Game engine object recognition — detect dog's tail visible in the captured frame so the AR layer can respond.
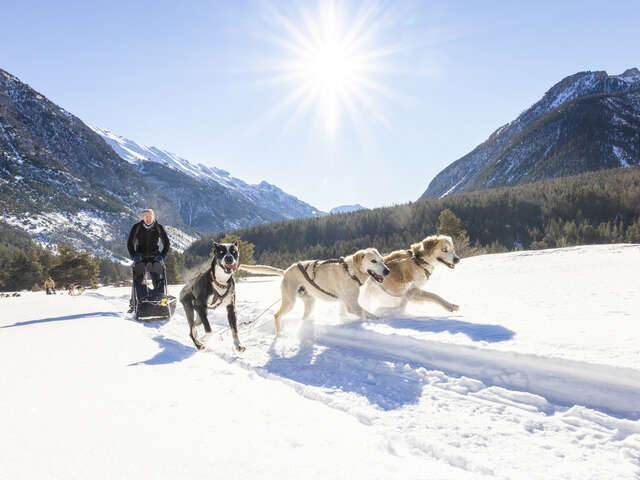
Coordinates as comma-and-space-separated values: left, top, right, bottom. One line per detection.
238, 265, 284, 276
238, 264, 285, 276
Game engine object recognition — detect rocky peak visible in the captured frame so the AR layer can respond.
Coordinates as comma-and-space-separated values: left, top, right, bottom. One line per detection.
420, 68, 640, 199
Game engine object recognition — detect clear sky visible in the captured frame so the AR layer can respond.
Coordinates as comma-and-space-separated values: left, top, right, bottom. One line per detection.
2, 0, 638, 211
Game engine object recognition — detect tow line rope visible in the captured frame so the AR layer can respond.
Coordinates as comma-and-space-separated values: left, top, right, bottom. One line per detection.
211, 297, 281, 340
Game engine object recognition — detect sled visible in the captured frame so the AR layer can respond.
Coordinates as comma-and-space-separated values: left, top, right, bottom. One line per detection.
135, 293, 177, 321
133, 263, 176, 322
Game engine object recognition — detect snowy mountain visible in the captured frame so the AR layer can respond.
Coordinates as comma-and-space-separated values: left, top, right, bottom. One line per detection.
329, 204, 367, 214
0, 68, 322, 258
92, 127, 324, 221
421, 68, 640, 199
2, 244, 639, 479
0, 68, 172, 257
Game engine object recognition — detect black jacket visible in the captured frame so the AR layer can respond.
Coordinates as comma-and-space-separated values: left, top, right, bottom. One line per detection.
127, 221, 170, 259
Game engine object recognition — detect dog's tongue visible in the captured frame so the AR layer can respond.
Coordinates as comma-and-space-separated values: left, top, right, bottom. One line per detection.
231, 264, 237, 272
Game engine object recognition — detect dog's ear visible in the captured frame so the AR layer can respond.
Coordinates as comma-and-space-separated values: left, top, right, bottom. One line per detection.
352, 251, 365, 268
233, 240, 238, 247
422, 237, 439, 256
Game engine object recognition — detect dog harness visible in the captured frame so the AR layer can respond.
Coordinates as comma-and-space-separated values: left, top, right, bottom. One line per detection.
296, 257, 362, 299
208, 265, 233, 309
406, 250, 433, 278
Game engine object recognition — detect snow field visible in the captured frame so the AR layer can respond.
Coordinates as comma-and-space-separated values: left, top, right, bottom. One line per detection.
1, 244, 639, 479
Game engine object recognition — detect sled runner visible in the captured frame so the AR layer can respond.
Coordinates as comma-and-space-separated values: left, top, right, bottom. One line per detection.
133, 264, 176, 321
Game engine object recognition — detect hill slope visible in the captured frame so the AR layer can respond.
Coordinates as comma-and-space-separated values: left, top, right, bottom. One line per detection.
421, 68, 640, 199
0, 68, 321, 257
0, 68, 175, 256
186, 167, 640, 267
92, 127, 323, 222
186, 167, 640, 268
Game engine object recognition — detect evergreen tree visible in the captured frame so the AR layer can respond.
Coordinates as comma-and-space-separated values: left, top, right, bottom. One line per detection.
97, 257, 129, 285
164, 251, 183, 284
436, 209, 477, 256
49, 245, 99, 288
7, 249, 43, 291
437, 209, 467, 239
625, 218, 640, 243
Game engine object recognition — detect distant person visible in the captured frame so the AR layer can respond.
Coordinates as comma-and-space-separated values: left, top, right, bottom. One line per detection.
44, 277, 56, 295
127, 209, 171, 313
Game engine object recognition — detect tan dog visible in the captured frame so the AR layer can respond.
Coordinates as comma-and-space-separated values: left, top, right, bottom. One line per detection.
361, 235, 460, 316
67, 283, 86, 296
239, 248, 390, 333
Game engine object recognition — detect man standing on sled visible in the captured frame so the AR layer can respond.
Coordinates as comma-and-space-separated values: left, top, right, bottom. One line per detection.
127, 209, 171, 313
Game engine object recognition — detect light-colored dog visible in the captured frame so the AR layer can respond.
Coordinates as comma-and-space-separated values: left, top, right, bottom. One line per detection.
67, 283, 86, 296
361, 235, 460, 316
239, 248, 390, 333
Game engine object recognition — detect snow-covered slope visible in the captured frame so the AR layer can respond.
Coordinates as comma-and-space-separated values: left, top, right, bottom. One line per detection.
329, 204, 367, 214
0, 67, 193, 258
421, 68, 640, 199
2, 244, 638, 479
92, 126, 324, 220
0, 67, 322, 259
0, 211, 197, 255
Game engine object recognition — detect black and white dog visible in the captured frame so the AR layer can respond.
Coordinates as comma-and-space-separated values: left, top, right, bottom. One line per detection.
179, 241, 245, 352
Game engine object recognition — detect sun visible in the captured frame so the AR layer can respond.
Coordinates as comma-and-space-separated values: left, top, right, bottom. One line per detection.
259, 1, 397, 137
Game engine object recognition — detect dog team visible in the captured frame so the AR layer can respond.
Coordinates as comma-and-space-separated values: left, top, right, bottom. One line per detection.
181, 235, 460, 353
127, 209, 461, 353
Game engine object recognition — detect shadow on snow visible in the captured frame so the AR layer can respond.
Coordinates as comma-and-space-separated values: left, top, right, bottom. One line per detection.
262, 319, 640, 419
382, 316, 515, 342
262, 320, 425, 411
261, 316, 514, 411
1, 311, 121, 328
129, 335, 197, 366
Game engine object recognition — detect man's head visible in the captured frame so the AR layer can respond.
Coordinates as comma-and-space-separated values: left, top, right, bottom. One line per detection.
141, 209, 155, 226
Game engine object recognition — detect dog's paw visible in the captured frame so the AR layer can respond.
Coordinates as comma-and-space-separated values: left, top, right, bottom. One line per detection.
235, 344, 246, 353
195, 343, 206, 350
448, 303, 460, 312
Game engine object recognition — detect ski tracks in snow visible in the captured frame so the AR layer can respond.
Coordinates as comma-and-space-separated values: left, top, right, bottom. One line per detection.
92, 244, 640, 480
96, 275, 640, 480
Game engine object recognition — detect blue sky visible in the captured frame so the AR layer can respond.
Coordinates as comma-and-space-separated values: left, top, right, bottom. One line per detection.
2, 0, 638, 211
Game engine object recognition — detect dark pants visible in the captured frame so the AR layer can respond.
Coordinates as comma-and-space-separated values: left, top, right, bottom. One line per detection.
130, 260, 165, 307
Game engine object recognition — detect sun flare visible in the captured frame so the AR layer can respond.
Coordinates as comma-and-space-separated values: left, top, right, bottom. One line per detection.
259, 1, 397, 137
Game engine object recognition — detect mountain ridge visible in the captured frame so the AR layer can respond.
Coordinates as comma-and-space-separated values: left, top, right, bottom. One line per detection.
329, 204, 367, 214
92, 126, 324, 222
420, 68, 640, 199
0, 68, 322, 258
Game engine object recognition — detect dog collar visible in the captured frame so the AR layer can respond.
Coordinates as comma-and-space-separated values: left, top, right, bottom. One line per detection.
340, 258, 364, 286
210, 268, 231, 290
407, 250, 433, 278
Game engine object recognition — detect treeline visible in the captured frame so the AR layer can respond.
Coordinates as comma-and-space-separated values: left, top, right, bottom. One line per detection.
186, 167, 640, 268
0, 220, 201, 291
0, 243, 131, 292
0, 238, 190, 292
